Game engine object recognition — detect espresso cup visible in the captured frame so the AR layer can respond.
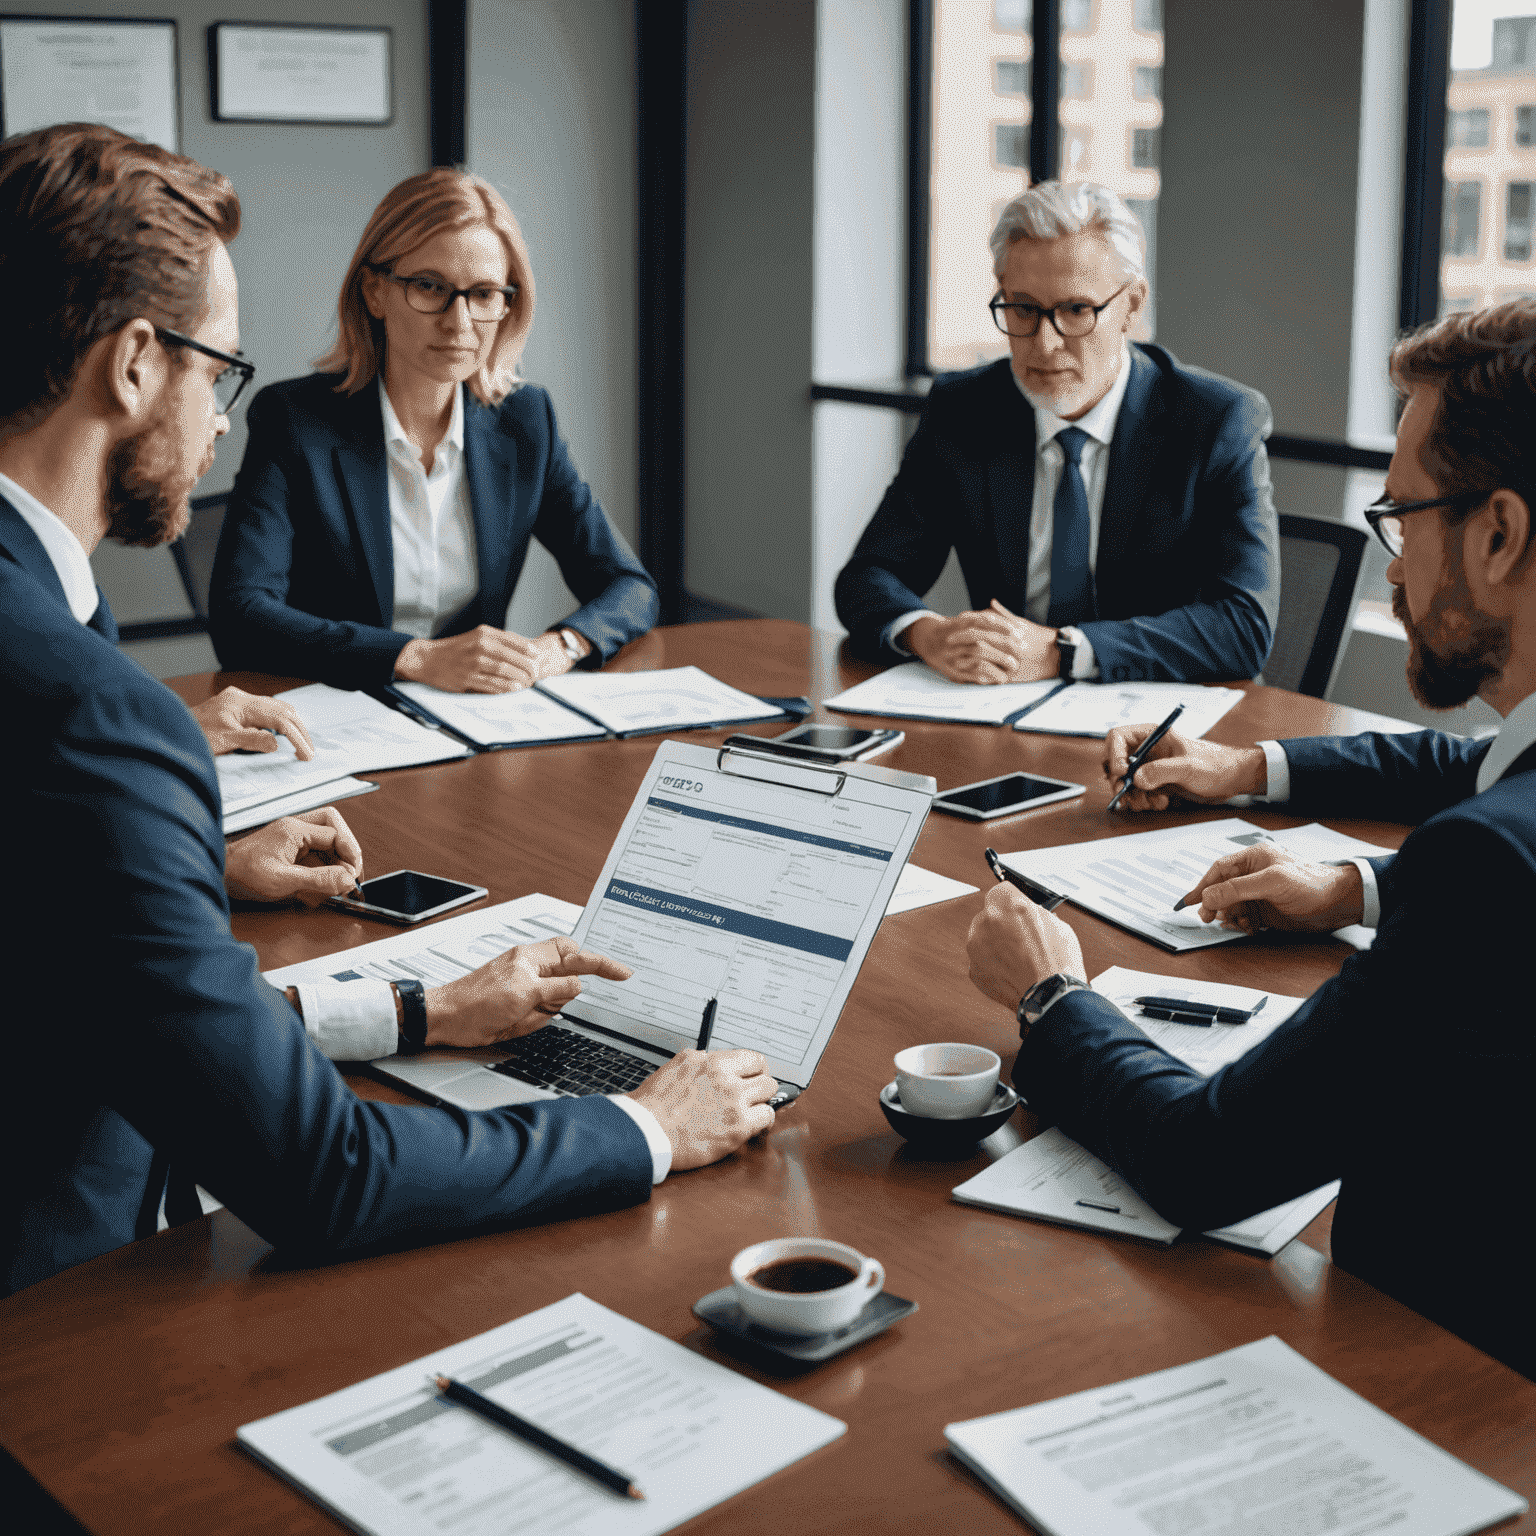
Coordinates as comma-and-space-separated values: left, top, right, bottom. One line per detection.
730, 1238, 885, 1337
893, 1042, 1001, 1119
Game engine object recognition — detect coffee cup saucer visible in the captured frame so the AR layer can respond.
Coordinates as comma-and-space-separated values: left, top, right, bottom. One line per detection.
691, 1286, 918, 1366
878, 1080, 1020, 1154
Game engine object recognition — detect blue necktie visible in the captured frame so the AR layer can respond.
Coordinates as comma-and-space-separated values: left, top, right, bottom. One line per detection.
1047, 426, 1093, 628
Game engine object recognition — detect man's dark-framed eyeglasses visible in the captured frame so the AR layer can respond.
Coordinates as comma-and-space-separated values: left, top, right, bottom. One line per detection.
154, 328, 255, 416
989, 281, 1132, 340
1362, 490, 1486, 558
365, 261, 521, 323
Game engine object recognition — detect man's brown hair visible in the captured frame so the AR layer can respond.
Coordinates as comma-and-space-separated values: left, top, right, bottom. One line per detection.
0, 122, 240, 436
1390, 299, 1536, 523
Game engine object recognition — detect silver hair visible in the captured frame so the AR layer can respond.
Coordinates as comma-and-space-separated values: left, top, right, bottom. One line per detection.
989, 181, 1145, 280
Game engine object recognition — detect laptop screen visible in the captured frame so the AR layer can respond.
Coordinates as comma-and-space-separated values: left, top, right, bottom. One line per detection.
562, 741, 935, 1087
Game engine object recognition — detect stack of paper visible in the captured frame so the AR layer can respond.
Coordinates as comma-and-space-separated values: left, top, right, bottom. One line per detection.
944, 1336, 1527, 1536
391, 679, 607, 749
824, 661, 1065, 725
239, 1293, 846, 1536
537, 666, 785, 736
220, 775, 378, 835
1012, 679, 1243, 738
215, 683, 471, 833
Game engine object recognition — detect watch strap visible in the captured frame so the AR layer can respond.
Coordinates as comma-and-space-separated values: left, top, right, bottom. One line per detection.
1018, 972, 1089, 1029
558, 628, 586, 663
1056, 628, 1078, 680
393, 978, 428, 1052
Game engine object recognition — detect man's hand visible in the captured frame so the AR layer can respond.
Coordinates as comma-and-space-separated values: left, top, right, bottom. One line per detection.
394, 626, 577, 694
626, 1049, 778, 1171
424, 938, 632, 1048
1181, 843, 1365, 934
224, 809, 363, 904
906, 601, 1059, 684
191, 685, 315, 759
966, 884, 1085, 1011
1102, 726, 1267, 812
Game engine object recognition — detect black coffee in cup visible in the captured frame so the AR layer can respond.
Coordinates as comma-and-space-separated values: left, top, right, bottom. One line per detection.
748, 1257, 858, 1293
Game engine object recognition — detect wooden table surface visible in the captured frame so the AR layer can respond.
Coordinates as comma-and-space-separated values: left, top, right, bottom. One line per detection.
3, 620, 1531, 1535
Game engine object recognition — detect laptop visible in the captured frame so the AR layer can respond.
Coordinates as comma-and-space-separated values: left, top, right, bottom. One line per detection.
370, 738, 936, 1113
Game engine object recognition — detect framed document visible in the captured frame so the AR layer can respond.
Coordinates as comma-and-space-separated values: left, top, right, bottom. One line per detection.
209, 23, 391, 126
0, 16, 178, 151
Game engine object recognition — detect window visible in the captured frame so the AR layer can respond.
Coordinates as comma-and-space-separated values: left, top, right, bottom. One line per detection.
1062, 0, 1093, 32
1518, 105, 1536, 147
1063, 126, 1091, 174
1061, 61, 1092, 99
995, 59, 1029, 95
1493, 14, 1536, 68
1133, 0, 1162, 29
1134, 64, 1161, 101
1507, 182, 1533, 262
993, 0, 1030, 31
1447, 108, 1489, 147
1443, 180, 1481, 258
1131, 126, 1160, 169
994, 123, 1029, 168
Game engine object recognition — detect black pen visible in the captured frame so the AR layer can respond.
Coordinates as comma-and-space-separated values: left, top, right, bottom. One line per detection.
316, 846, 365, 900
1076, 1199, 1122, 1214
696, 996, 717, 1051
1134, 994, 1266, 1025
983, 847, 1067, 911
433, 1375, 644, 1499
1105, 703, 1186, 813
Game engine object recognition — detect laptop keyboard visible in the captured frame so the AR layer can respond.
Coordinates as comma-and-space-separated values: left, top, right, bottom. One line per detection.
490, 1025, 658, 1096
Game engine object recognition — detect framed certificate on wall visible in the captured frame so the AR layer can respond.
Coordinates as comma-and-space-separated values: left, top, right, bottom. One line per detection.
209, 23, 391, 126
0, 16, 179, 151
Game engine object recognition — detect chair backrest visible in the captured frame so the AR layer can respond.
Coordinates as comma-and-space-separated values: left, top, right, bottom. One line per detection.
169, 492, 225, 622
1266, 515, 1370, 698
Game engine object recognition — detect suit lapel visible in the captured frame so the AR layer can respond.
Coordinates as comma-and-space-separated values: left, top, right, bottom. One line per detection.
1096, 347, 1165, 614
332, 388, 394, 627
1498, 741, 1536, 784
462, 390, 514, 621
985, 369, 1037, 611
0, 496, 76, 614
88, 588, 118, 643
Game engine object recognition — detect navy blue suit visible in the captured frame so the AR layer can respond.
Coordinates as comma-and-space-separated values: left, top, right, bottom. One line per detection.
1017, 729, 1536, 1380
1, 496, 653, 1295
834, 346, 1280, 681
209, 374, 659, 689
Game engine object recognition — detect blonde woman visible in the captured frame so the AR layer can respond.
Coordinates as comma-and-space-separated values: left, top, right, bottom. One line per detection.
210, 168, 657, 691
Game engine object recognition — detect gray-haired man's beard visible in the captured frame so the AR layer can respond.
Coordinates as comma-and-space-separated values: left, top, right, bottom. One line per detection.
103, 417, 207, 549
1391, 573, 1510, 710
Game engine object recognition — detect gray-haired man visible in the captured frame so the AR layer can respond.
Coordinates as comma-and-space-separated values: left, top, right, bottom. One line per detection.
835, 181, 1280, 686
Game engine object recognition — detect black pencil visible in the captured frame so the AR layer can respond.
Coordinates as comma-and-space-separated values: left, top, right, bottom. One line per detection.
433, 1375, 644, 1499
697, 996, 718, 1051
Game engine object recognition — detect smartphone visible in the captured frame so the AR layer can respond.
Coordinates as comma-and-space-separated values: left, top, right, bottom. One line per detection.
329, 870, 488, 925
722, 724, 905, 762
932, 772, 1085, 821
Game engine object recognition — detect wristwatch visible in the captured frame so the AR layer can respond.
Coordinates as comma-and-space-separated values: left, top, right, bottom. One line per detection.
1055, 628, 1078, 679
1018, 971, 1089, 1030
392, 979, 428, 1053
557, 628, 587, 664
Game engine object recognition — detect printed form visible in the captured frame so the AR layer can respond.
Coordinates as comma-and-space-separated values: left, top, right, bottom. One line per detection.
566, 741, 932, 1081
239, 1293, 845, 1536
944, 1335, 1526, 1536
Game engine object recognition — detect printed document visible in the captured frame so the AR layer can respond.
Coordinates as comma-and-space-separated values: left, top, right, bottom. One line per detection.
885, 862, 978, 915
393, 679, 606, 748
537, 666, 783, 735
1012, 679, 1243, 739
215, 683, 469, 818
238, 1293, 846, 1536
1000, 817, 1394, 952
943, 1335, 1526, 1536
221, 775, 378, 835
824, 660, 1064, 726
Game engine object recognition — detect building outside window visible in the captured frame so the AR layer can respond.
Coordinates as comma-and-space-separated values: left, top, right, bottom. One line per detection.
1516, 102, 1536, 143
1507, 180, 1534, 259
1448, 106, 1491, 145
1443, 180, 1482, 258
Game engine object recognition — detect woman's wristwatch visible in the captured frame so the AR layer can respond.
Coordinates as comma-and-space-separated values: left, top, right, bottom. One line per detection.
1017, 972, 1090, 1032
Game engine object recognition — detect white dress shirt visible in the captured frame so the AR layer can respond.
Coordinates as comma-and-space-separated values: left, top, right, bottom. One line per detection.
380, 381, 480, 638
10, 471, 673, 1183
887, 350, 1134, 680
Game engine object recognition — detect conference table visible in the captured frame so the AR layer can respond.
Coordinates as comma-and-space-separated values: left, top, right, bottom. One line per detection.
3, 619, 1532, 1535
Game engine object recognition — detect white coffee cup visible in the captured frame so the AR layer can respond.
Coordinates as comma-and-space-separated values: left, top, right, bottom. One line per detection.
893, 1042, 1001, 1119
730, 1238, 885, 1337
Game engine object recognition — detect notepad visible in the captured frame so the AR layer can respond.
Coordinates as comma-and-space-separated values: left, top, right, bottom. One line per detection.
536, 666, 786, 736
238, 1293, 846, 1536
823, 661, 1065, 725
943, 1336, 1527, 1536
1011, 678, 1244, 738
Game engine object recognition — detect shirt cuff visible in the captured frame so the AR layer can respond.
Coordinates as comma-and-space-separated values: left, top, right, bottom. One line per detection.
883, 609, 942, 656
295, 979, 399, 1061
1224, 739, 1290, 808
1340, 857, 1380, 929
1057, 626, 1099, 680
610, 1096, 672, 1184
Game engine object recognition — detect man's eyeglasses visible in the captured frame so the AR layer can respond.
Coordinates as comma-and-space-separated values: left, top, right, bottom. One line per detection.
989, 281, 1132, 340
155, 328, 255, 416
1362, 490, 1486, 557
366, 262, 521, 323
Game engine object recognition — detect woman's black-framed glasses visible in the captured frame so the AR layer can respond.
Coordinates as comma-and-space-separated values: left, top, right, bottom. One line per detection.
154, 328, 255, 416
989, 281, 1132, 340
366, 261, 520, 323
1362, 490, 1486, 558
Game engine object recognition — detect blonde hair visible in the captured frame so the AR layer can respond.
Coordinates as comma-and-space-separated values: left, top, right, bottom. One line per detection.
317, 167, 534, 404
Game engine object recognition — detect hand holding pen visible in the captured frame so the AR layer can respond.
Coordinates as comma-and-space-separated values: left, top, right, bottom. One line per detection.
1105, 704, 1184, 813
983, 846, 1067, 911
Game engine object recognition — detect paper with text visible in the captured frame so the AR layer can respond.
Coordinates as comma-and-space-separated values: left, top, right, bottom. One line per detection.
221, 774, 378, 835
943, 1335, 1525, 1536
1012, 679, 1244, 739
537, 666, 782, 734
885, 862, 978, 915
394, 679, 606, 747
824, 660, 1064, 726
238, 1293, 845, 1536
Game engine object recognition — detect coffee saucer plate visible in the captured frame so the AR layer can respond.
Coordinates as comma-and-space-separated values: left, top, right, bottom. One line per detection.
691, 1286, 918, 1364
878, 1080, 1020, 1151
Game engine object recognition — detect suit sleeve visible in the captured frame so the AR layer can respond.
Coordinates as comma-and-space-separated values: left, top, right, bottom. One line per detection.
834, 402, 965, 664
531, 394, 659, 663
1078, 388, 1280, 682
34, 676, 654, 1260
208, 388, 413, 689
1278, 730, 1488, 822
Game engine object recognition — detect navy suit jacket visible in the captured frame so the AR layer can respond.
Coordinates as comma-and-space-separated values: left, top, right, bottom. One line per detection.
1, 496, 653, 1295
209, 373, 659, 690
1017, 728, 1536, 1380
834, 346, 1280, 681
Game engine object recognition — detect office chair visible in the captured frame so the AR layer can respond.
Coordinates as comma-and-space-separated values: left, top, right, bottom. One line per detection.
1264, 515, 1371, 698
169, 492, 225, 624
